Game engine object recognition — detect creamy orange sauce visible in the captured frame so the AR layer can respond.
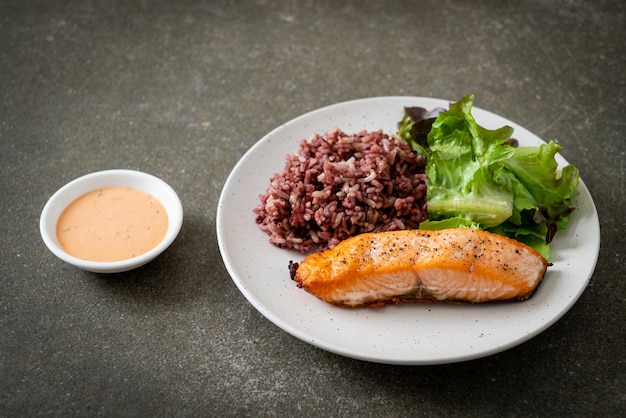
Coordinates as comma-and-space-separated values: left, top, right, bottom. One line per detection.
56, 186, 168, 262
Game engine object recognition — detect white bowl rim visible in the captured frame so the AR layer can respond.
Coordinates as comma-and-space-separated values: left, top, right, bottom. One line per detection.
39, 169, 183, 273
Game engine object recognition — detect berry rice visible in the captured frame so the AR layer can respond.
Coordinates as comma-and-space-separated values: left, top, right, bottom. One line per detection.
254, 128, 428, 253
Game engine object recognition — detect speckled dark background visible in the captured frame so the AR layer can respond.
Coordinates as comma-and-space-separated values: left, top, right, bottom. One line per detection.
2, 0, 624, 416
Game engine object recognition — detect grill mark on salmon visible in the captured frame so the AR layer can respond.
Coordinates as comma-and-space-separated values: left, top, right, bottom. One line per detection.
290, 228, 549, 307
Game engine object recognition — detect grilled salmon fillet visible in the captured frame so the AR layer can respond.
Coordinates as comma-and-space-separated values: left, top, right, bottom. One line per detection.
290, 228, 549, 307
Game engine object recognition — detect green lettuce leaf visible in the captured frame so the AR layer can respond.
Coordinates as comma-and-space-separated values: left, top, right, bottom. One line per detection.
424, 94, 516, 228
502, 141, 579, 243
398, 94, 580, 259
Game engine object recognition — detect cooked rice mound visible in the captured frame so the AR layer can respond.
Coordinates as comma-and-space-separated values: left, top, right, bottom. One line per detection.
254, 128, 428, 253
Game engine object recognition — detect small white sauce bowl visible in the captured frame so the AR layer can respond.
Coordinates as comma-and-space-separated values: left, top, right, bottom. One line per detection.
40, 169, 183, 273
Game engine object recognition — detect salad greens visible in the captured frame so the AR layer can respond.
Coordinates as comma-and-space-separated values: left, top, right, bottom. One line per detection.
397, 94, 579, 259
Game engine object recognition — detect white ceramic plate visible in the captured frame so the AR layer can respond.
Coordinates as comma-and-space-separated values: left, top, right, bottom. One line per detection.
216, 97, 600, 365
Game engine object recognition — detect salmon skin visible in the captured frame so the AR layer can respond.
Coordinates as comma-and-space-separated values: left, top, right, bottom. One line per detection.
289, 228, 549, 307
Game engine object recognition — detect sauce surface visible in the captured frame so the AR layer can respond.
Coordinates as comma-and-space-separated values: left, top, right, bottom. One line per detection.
56, 186, 169, 262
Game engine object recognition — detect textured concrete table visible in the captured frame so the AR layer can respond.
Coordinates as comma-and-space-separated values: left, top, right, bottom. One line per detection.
2, 0, 624, 416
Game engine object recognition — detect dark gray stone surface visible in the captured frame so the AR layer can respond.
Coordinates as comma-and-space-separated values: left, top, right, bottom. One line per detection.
1, 0, 624, 416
